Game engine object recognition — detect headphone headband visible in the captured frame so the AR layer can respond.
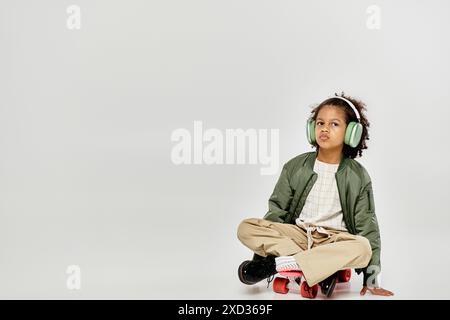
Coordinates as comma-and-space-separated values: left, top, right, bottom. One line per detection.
331, 96, 361, 122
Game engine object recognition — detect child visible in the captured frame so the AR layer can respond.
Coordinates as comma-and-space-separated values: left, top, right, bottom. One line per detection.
237, 93, 394, 297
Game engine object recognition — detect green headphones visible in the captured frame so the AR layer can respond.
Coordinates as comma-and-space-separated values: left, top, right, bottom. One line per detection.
306, 96, 363, 148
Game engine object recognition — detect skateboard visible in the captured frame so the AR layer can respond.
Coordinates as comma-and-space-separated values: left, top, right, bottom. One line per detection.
272, 269, 351, 299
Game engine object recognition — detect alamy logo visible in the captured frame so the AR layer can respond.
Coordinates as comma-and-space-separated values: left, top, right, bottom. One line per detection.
170, 121, 279, 175
366, 5, 381, 30
66, 5, 81, 30
66, 265, 81, 290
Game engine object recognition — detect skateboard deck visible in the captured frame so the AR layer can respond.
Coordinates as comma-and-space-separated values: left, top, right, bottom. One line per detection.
272, 269, 351, 299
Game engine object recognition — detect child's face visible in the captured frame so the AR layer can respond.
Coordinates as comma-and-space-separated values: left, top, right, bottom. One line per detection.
315, 105, 347, 150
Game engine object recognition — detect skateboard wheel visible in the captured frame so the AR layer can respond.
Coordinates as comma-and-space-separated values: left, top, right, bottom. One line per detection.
337, 269, 351, 283
300, 282, 318, 299
273, 277, 289, 294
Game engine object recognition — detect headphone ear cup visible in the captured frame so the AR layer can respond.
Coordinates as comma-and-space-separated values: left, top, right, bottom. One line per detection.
306, 119, 316, 144
344, 122, 363, 148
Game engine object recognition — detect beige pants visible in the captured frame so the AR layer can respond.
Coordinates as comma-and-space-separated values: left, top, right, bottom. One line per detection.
237, 218, 372, 286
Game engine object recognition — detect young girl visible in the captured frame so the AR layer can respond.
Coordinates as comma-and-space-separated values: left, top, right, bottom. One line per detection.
237, 93, 394, 297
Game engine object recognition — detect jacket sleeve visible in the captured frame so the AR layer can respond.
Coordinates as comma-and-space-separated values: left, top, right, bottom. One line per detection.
354, 180, 382, 287
262, 164, 294, 223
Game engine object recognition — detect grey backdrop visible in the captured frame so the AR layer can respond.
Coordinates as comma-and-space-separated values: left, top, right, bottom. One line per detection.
1, 0, 449, 299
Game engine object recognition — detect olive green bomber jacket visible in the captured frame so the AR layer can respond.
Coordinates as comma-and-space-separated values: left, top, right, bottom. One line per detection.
263, 151, 381, 286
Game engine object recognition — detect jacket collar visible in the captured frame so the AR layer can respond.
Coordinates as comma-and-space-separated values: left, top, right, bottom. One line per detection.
306, 150, 349, 173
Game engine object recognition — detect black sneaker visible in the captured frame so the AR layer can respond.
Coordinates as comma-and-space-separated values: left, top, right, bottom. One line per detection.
238, 255, 277, 285
252, 253, 265, 262
319, 272, 338, 297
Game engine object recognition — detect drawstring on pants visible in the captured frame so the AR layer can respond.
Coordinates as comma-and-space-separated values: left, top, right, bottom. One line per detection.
296, 220, 331, 250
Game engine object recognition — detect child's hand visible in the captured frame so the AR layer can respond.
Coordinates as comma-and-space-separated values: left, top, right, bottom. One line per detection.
360, 286, 394, 296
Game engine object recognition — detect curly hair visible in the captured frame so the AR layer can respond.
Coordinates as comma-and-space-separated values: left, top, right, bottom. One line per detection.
308, 92, 371, 159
